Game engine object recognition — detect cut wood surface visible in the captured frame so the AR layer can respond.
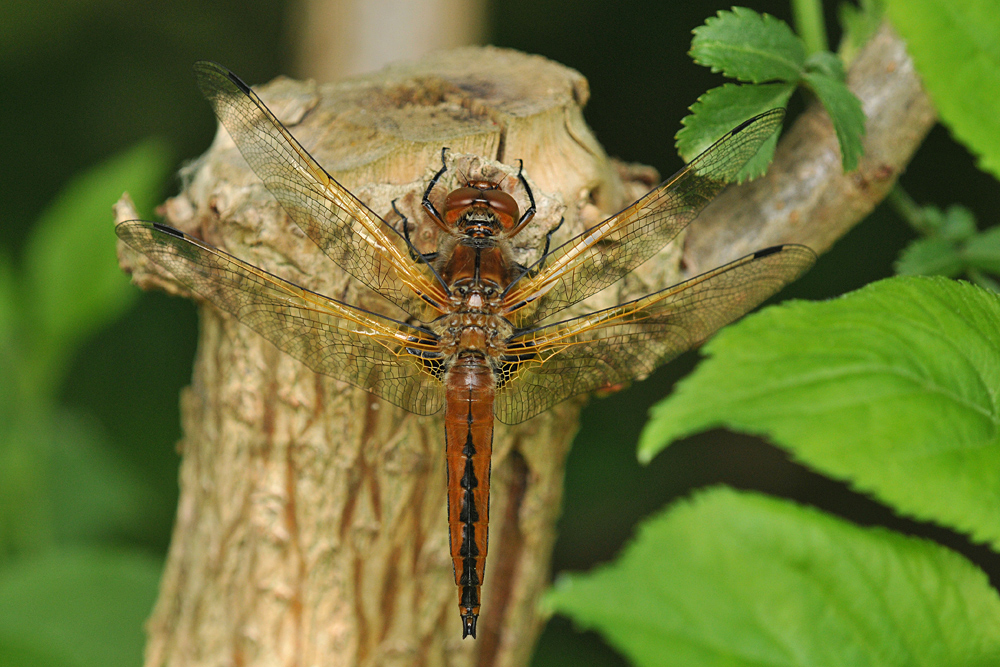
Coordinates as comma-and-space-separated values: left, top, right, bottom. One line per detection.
115, 26, 933, 667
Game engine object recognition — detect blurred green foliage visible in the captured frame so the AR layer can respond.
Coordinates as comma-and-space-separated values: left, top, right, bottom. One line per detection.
0, 548, 162, 667
1, 0, 998, 665
0, 2, 286, 663
885, 0, 1000, 181
0, 142, 170, 665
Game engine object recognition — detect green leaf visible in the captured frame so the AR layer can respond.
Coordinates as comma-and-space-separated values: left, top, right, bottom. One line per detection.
964, 226, 1000, 274
546, 488, 1000, 667
805, 50, 847, 81
678, 83, 795, 181
691, 7, 807, 83
23, 139, 172, 395
884, 0, 1000, 180
802, 67, 866, 171
639, 277, 1000, 550
0, 547, 161, 667
939, 204, 978, 241
895, 237, 964, 276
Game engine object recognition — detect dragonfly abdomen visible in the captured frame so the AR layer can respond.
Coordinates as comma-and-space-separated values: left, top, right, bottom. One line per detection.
444, 358, 495, 639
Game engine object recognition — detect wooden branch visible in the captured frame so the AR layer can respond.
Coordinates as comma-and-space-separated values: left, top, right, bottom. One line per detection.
114, 26, 934, 667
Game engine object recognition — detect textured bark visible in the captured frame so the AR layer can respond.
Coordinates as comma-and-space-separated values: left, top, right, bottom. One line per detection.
114, 26, 934, 667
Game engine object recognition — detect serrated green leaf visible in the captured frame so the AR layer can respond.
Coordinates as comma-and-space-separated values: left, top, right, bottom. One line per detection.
639, 277, 1000, 550
691, 7, 807, 83
802, 69, 866, 170
884, 0, 1000, 180
24, 139, 172, 395
547, 488, 1000, 666
678, 83, 795, 181
0, 547, 161, 667
964, 226, 1000, 274
895, 237, 964, 276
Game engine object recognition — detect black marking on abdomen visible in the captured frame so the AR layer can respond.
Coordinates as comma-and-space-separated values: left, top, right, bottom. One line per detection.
459, 397, 480, 600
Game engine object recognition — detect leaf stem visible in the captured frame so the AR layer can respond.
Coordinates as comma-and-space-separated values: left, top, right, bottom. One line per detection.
886, 186, 934, 235
792, 0, 830, 54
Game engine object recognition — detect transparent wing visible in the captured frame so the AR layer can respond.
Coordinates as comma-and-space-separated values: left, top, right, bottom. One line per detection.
194, 61, 449, 317
117, 220, 446, 415
501, 110, 785, 324
494, 244, 815, 424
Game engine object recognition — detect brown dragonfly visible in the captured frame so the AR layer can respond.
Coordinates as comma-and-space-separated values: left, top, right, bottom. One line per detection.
117, 62, 816, 639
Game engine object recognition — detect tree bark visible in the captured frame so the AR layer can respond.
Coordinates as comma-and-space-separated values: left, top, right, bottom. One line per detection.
115, 25, 934, 667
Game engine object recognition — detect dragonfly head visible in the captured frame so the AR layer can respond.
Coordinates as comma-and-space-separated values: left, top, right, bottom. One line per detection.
444, 182, 520, 236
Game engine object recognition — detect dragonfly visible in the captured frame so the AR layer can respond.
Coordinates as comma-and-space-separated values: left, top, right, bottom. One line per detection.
116, 61, 816, 639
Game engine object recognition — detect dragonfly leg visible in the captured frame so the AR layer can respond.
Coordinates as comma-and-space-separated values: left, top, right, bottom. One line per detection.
516, 215, 564, 278
507, 159, 537, 237
393, 199, 438, 264
539, 215, 564, 260
422, 147, 451, 231
506, 213, 566, 284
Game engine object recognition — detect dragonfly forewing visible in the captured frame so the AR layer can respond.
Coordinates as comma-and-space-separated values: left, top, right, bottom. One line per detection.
117, 220, 447, 416
494, 243, 815, 424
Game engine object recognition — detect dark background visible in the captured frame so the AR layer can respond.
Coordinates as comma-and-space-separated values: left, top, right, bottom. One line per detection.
3, 1, 998, 664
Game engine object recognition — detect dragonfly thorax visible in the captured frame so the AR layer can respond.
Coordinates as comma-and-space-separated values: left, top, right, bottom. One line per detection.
452, 279, 501, 311
433, 311, 513, 362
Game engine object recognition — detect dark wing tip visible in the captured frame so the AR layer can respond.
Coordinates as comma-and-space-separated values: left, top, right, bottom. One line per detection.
462, 613, 478, 639
151, 222, 186, 239
753, 244, 818, 275
753, 243, 817, 259
226, 69, 252, 95
753, 244, 785, 259
193, 60, 252, 96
